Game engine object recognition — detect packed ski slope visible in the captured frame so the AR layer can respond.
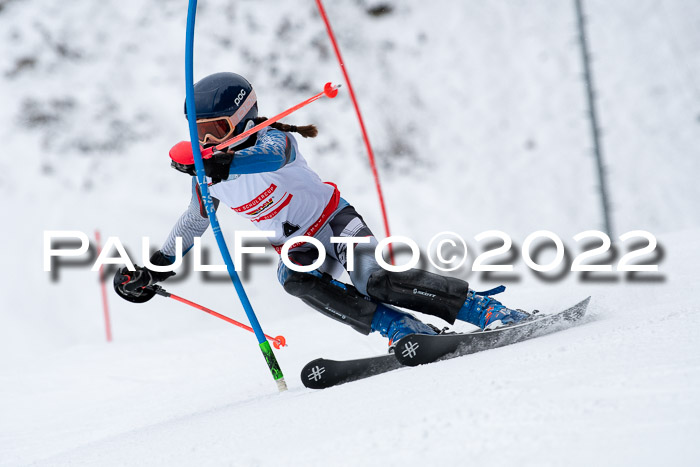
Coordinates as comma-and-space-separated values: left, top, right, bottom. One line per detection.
2, 229, 699, 466
1, 0, 699, 465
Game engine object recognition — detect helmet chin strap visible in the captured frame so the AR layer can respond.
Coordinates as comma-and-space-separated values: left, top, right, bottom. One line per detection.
225, 120, 258, 152
230, 120, 256, 148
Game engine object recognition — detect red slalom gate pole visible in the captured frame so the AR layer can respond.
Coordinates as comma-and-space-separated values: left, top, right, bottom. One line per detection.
94, 230, 113, 342
150, 286, 287, 349
315, 0, 394, 264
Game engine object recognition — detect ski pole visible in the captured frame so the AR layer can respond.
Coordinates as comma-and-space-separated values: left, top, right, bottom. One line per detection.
186, 0, 287, 392
151, 286, 286, 349
200, 82, 340, 158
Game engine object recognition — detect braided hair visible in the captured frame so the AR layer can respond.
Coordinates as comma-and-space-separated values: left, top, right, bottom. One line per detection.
253, 117, 318, 138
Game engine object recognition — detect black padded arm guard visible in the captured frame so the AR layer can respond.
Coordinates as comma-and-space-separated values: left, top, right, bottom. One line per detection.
366, 269, 469, 325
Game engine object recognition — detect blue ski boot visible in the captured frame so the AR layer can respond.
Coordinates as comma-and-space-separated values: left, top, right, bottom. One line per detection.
371, 303, 438, 350
456, 286, 535, 330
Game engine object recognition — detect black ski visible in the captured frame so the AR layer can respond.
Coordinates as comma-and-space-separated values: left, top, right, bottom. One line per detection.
301, 297, 591, 389
394, 296, 591, 366
301, 353, 402, 389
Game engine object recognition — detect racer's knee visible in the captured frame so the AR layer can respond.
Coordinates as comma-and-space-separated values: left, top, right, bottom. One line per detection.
346, 239, 382, 296
279, 264, 376, 335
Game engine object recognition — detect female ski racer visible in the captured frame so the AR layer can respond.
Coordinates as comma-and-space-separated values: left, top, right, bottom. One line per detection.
114, 72, 532, 347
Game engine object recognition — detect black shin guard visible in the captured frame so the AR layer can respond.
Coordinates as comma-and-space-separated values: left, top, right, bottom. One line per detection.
283, 271, 377, 335
366, 269, 469, 324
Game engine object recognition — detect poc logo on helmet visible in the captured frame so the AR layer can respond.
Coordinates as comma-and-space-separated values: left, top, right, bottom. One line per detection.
234, 89, 246, 106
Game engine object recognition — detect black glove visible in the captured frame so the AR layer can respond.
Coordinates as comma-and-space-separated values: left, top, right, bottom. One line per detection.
113, 251, 176, 303
203, 150, 234, 184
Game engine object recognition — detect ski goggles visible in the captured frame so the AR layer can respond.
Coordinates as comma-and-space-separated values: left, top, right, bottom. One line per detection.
196, 116, 238, 145
196, 89, 257, 145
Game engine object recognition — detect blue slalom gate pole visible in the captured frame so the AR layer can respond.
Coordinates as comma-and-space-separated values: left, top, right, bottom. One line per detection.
184, 0, 287, 392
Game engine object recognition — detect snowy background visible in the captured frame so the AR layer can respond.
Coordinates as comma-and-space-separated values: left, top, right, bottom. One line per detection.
1, 0, 699, 465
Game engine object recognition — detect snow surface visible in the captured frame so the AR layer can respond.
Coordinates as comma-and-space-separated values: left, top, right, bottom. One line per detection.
1, 0, 699, 466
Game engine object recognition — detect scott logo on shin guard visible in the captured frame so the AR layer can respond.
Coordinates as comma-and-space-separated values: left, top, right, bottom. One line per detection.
413, 288, 436, 298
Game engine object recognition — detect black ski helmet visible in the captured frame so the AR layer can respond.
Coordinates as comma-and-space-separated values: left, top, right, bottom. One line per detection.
185, 72, 258, 146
